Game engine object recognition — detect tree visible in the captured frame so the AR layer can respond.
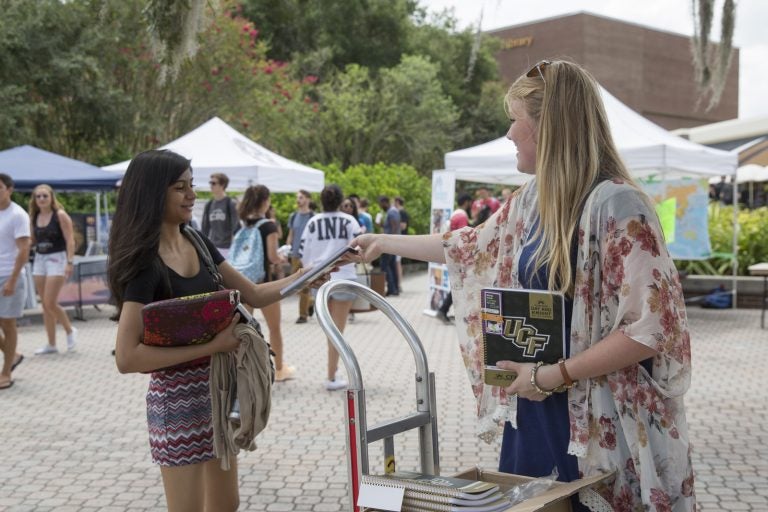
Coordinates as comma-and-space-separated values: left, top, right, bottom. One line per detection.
239, 0, 417, 74
238, 0, 507, 147
406, 10, 507, 147
141, 0, 213, 79
691, 0, 736, 111
0, 0, 503, 174
271, 56, 459, 172
0, 0, 126, 159
0, 0, 311, 166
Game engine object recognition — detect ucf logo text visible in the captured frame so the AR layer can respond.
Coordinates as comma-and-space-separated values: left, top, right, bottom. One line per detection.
502, 317, 549, 357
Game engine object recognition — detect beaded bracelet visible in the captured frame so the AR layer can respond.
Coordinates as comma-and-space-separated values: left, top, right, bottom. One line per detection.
530, 361, 555, 396
531, 359, 576, 396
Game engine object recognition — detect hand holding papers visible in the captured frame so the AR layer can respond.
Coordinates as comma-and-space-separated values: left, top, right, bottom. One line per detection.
280, 246, 358, 297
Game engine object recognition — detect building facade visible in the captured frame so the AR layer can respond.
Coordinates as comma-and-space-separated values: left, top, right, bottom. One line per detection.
488, 12, 739, 130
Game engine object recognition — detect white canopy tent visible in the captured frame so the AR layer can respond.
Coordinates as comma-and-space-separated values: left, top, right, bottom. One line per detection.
436, 86, 740, 307
103, 117, 324, 192
444, 87, 738, 184
735, 164, 768, 184
708, 164, 768, 209
709, 164, 768, 184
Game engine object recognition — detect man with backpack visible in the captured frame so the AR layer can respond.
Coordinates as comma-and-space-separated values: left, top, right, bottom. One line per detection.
286, 190, 314, 323
202, 173, 240, 256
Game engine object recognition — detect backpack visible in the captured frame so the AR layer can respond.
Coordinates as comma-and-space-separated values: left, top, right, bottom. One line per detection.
701, 285, 732, 309
229, 219, 270, 283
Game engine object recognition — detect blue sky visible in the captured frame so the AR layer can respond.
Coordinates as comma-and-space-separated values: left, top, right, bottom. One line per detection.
424, 0, 768, 120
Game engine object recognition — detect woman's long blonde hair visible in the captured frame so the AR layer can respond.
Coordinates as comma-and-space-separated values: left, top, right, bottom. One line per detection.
28, 184, 64, 220
505, 60, 638, 296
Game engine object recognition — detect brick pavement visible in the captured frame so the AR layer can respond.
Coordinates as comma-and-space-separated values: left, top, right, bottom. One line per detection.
1, 272, 766, 511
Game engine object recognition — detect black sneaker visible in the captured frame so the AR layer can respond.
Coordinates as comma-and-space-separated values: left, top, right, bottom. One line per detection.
296, 316, 307, 324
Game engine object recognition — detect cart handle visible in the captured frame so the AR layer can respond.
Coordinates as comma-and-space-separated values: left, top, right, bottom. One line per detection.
314, 279, 431, 391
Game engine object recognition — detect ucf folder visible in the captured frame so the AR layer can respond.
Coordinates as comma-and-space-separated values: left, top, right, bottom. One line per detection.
481, 288, 566, 386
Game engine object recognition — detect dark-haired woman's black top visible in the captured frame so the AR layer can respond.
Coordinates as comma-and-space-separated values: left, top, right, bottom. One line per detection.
123, 231, 225, 357
123, 232, 224, 306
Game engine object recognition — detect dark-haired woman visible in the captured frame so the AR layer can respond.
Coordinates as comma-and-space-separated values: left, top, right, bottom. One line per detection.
237, 185, 294, 382
299, 185, 361, 390
109, 150, 314, 512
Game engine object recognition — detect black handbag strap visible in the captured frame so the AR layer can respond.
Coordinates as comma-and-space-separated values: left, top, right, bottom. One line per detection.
183, 225, 225, 290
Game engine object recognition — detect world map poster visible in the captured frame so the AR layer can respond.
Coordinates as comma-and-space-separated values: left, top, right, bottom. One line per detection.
640, 178, 712, 260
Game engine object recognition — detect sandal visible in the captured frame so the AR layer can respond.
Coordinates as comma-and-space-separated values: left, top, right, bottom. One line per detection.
0, 377, 13, 390
11, 353, 24, 371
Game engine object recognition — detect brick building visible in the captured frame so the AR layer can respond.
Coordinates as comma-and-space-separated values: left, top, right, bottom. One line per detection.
487, 12, 739, 130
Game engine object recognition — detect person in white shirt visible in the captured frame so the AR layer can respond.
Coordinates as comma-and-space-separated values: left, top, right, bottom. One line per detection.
299, 185, 361, 390
0, 174, 31, 390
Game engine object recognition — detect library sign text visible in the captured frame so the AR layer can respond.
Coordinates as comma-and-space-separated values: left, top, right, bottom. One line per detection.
502, 36, 533, 50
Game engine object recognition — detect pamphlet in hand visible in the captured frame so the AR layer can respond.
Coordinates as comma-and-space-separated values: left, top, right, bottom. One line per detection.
279, 245, 358, 297
481, 287, 566, 386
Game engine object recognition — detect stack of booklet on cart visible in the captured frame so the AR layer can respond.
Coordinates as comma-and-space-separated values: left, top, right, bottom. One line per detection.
361, 471, 511, 512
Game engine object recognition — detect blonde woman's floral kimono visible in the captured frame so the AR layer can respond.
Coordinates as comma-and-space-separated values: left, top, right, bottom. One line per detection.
443, 178, 695, 512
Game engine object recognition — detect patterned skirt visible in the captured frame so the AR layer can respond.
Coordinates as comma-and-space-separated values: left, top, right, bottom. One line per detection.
146, 363, 215, 467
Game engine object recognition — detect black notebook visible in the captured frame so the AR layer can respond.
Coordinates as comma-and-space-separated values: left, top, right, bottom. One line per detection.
481, 287, 566, 386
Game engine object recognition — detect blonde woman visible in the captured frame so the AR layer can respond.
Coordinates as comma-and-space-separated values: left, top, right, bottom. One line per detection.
352, 60, 694, 510
29, 184, 77, 354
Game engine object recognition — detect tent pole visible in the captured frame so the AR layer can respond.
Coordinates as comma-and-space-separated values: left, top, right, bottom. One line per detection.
732, 180, 739, 309
95, 192, 102, 244
104, 191, 110, 239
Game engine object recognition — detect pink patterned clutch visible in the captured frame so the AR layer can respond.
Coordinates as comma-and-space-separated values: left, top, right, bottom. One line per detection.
142, 289, 240, 371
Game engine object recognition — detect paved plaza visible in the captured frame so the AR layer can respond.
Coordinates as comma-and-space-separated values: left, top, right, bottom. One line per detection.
1, 271, 767, 511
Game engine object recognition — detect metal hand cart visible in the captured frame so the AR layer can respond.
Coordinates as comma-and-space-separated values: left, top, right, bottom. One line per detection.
315, 280, 441, 512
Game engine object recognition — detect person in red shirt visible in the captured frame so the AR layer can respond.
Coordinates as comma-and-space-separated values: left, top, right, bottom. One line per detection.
437, 193, 474, 324
449, 193, 473, 231
470, 186, 501, 224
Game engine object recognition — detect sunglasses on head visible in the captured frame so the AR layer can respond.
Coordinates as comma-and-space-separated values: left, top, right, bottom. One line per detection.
526, 60, 551, 85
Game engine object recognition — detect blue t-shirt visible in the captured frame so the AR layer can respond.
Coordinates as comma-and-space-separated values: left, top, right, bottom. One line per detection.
288, 211, 314, 258
358, 213, 373, 234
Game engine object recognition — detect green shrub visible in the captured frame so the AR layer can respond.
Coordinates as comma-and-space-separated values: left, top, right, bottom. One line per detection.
269, 162, 432, 238
676, 203, 768, 275
12, 191, 116, 214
